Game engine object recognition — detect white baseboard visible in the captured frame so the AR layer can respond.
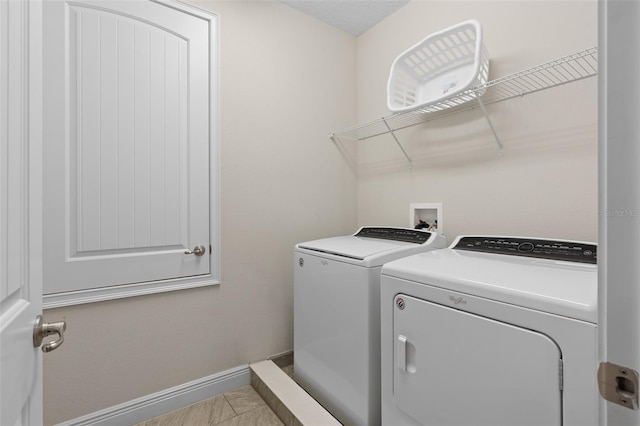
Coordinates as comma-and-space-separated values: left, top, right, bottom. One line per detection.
58, 365, 251, 426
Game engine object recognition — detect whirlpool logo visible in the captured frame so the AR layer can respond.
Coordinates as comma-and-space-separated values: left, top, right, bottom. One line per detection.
449, 295, 467, 305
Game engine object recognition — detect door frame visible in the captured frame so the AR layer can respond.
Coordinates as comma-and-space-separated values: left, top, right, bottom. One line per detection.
598, 1, 640, 424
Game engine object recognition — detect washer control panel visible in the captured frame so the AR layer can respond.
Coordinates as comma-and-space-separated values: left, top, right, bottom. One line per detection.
355, 227, 432, 244
454, 236, 597, 264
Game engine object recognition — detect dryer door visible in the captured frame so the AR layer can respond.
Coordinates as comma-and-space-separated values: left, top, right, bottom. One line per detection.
393, 294, 562, 426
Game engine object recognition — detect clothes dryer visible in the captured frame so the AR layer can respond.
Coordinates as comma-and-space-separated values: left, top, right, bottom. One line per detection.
380, 235, 598, 426
294, 227, 446, 425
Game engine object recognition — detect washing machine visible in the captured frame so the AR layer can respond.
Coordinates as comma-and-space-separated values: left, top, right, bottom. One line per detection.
294, 227, 446, 425
380, 235, 598, 426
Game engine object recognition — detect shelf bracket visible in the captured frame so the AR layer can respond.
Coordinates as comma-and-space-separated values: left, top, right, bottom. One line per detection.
476, 97, 504, 156
382, 118, 413, 168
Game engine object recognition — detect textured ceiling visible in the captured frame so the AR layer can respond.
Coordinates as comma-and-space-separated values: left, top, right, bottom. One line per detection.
280, 0, 409, 37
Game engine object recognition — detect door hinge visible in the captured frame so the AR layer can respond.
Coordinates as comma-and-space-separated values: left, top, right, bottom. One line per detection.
598, 362, 639, 410
559, 359, 564, 391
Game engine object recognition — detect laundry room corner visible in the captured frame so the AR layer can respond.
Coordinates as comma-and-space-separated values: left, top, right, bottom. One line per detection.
354, 1, 597, 242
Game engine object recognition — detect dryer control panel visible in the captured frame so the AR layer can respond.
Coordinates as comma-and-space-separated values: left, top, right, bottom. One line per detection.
454, 236, 597, 264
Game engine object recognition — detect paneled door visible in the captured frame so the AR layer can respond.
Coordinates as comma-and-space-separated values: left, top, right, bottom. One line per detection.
0, 0, 44, 424
43, 0, 213, 295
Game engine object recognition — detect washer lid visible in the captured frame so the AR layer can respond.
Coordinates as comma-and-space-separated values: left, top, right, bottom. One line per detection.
297, 235, 417, 261
382, 247, 597, 323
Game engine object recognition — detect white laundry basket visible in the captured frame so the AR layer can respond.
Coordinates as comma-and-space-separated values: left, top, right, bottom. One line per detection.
387, 20, 490, 113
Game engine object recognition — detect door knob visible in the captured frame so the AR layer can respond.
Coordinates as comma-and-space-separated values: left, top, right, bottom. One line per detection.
184, 245, 206, 256
33, 315, 67, 353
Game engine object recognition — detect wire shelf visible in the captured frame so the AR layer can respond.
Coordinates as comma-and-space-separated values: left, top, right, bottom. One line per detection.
331, 47, 598, 141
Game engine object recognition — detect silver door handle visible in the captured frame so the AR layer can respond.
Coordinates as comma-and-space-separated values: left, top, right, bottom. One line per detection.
184, 245, 206, 256
33, 315, 67, 353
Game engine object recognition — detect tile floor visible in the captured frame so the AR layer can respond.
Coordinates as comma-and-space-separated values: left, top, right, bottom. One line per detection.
281, 364, 294, 379
134, 385, 283, 426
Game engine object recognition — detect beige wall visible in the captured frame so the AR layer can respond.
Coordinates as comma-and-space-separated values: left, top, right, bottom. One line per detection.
42, 2, 357, 423
356, 1, 598, 242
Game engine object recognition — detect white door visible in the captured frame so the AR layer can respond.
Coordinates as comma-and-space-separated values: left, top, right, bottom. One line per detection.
43, 0, 212, 294
598, 1, 640, 424
393, 294, 562, 426
0, 0, 44, 424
